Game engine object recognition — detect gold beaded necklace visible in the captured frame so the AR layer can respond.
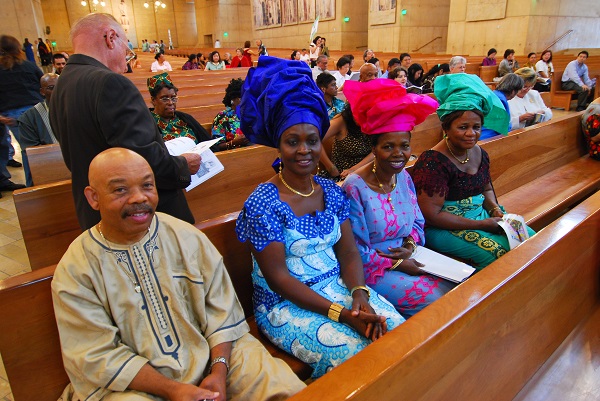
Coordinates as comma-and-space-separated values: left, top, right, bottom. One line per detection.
445, 137, 469, 164
372, 161, 396, 211
278, 172, 315, 197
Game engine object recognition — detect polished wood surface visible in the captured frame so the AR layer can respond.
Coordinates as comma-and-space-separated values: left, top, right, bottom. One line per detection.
514, 305, 600, 401
0, 265, 67, 401
25, 144, 70, 186
14, 179, 81, 270
288, 190, 600, 401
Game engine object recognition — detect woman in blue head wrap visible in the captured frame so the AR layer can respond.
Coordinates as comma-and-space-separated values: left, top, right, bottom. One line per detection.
411, 73, 535, 269
235, 57, 404, 379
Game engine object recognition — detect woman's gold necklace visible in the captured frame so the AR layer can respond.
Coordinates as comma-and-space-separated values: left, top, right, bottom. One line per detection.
279, 172, 315, 197
445, 137, 469, 164
372, 161, 396, 211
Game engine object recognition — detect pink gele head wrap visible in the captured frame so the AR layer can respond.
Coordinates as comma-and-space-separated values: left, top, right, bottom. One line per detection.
343, 79, 439, 135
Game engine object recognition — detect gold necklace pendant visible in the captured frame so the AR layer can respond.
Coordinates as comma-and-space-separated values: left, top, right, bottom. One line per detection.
372, 161, 396, 211
445, 137, 469, 164
279, 172, 315, 197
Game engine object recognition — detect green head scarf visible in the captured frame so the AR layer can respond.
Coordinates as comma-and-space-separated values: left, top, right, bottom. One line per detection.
434, 73, 510, 135
147, 72, 174, 93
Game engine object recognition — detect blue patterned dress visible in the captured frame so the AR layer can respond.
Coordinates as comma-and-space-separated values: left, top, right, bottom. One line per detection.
236, 176, 404, 378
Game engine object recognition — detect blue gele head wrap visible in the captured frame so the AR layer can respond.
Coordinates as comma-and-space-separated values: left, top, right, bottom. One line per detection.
237, 56, 330, 148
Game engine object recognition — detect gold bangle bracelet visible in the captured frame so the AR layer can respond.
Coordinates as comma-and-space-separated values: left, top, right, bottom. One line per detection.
350, 285, 370, 299
488, 206, 501, 215
391, 258, 404, 270
328, 302, 344, 322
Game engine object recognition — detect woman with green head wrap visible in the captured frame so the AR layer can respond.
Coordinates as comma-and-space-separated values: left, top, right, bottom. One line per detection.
411, 73, 535, 269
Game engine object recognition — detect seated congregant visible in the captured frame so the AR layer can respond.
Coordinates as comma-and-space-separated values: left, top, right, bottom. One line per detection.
311, 54, 329, 80
341, 79, 455, 317
330, 56, 351, 90
480, 73, 523, 140
422, 63, 450, 94
388, 67, 408, 87
205, 51, 226, 71
561, 51, 596, 111
235, 57, 404, 379
497, 49, 519, 77
17, 73, 59, 186
150, 52, 172, 72
51, 147, 306, 400
230, 48, 251, 68
508, 67, 553, 130
381, 57, 401, 79
316, 72, 345, 120
182, 53, 199, 70
449, 56, 466, 74
412, 73, 535, 269
581, 97, 600, 160
211, 78, 250, 151
481, 48, 497, 66
147, 72, 211, 143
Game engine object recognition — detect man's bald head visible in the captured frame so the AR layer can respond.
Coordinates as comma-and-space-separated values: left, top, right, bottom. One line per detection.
88, 148, 149, 187
40, 73, 58, 102
70, 13, 128, 73
359, 63, 378, 82
85, 148, 158, 244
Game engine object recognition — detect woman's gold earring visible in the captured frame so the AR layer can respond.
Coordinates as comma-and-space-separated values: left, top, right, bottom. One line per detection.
372, 161, 376, 174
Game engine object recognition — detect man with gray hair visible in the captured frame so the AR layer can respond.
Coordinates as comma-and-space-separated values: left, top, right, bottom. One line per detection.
50, 13, 200, 230
449, 56, 467, 73
311, 54, 329, 80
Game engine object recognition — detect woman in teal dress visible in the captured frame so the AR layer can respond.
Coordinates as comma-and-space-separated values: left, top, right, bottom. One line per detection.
211, 78, 250, 151
412, 74, 535, 269
235, 57, 404, 379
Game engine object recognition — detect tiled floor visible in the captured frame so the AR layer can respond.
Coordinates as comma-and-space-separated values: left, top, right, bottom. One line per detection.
0, 138, 30, 401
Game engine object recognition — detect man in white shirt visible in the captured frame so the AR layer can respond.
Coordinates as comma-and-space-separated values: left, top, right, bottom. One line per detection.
312, 55, 329, 80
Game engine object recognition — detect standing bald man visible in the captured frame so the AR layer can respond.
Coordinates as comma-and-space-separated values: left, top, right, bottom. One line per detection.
50, 13, 199, 230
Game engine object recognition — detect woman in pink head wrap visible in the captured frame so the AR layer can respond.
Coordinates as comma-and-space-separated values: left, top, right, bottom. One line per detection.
341, 79, 455, 316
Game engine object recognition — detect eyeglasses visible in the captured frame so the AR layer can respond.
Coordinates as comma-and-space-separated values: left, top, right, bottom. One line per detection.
158, 96, 178, 103
104, 32, 136, 63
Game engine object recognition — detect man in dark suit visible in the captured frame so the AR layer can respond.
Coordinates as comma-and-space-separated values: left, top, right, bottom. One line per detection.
50, 13, 200, 230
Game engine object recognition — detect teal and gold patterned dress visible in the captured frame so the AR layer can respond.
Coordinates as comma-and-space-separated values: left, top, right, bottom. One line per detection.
412, 149, 535, 269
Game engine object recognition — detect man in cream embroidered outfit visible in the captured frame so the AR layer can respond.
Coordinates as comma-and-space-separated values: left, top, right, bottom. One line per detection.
52, 148, 305, 401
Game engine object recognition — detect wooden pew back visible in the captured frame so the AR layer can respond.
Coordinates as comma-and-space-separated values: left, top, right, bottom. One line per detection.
15, 145, 277, 270
289, 190, 600, 401
0, 265, 67, 401
26, 145, 70, 185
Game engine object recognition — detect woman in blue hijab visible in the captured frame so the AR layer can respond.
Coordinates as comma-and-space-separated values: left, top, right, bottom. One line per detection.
235, 57, 404, 378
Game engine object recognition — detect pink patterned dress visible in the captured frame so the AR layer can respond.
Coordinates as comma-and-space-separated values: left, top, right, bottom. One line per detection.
342, 170, 454, 316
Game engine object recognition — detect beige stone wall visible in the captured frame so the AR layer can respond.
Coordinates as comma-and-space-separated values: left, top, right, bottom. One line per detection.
195, 0, 252, 48
1, 0, 47, 46
448, 0, 600, 56
369, 0, 450, 54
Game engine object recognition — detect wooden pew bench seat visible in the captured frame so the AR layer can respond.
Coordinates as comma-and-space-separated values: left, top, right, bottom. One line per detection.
513, 303, 600, 400
499, 155, 600, 231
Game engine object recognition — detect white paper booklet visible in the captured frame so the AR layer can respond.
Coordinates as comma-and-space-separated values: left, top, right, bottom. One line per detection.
164, 137, 224, 192
413, 246, 476, 283
497, 213, 530, 250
